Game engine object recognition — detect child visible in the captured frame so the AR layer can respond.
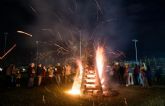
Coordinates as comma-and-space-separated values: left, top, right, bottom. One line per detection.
16, 70, 21, 87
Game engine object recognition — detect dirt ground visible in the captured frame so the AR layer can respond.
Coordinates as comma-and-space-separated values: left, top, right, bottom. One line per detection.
0, 84, 165, 106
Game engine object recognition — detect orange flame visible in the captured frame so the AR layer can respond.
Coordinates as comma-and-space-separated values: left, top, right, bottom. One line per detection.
67, 60, 83, 95
96, 46, 104, 80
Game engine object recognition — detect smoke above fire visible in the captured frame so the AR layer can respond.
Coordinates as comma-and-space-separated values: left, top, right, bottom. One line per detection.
14, 0, 137, 64
28, 0, 135, 49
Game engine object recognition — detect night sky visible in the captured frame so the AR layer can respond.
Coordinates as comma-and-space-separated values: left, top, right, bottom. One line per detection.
0, 0, 165, 64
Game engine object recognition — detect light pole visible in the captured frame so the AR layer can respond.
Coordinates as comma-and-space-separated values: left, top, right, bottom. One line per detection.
132, 39, 138, 63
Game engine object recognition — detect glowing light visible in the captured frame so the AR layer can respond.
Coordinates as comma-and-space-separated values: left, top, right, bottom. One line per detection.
96, 46, 106, 92
101, 79, 104, 84
89, 71, 95, 74
0, 44, 16, 60
115, 62, 119, 65
96, 46, 104, 80
85, 84, 96, 88
17, 30, 32, 37
87, 74, 96, 78
22, 68, 26, 71
85, 79, 96, 82
0, 68, 2, 72
66, 60, 83, 95
67, 89, 81, 95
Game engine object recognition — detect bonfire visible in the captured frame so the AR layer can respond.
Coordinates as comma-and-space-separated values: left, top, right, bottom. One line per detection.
67, 46, 110, 96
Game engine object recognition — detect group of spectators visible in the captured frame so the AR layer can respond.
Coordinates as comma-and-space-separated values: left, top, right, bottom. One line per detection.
108, 62, 153, 87
5, 64, 21, 87
2, 61, 162, 88
28, 62, 75, 88
4, 62, 73, 88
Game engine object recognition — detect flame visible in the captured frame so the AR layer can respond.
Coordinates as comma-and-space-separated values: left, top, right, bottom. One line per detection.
96, 46, 104, 80
67, 89, 81, 95
101, 79, 104, 84
66, 46, 106, 95
67, 60, 83, 95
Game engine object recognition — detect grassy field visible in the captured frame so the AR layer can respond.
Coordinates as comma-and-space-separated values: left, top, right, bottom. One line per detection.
0, 84, 165, 106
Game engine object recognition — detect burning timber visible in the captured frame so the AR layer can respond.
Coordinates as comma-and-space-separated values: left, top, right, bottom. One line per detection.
66, 46, 112, 96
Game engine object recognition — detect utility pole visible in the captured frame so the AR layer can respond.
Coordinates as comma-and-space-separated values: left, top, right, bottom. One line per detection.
132, 39, 138, 63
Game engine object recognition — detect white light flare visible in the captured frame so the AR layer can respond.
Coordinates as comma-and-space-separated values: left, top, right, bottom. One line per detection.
17, 30, 32, 37
96, 46, 106, 92
66, 60, 83, 95
96, 46, 104, 80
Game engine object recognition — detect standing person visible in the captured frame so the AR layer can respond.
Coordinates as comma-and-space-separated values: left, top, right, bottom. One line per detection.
65, 64, 71, 84
5, 65, 12, 88
11, 64, 16, 87
112, 63, 120, 84
36, 64, 43, 86
134, 64, 140, 85
105, 65, 111, 88
28, 63, 35, 88
140, 63, 147, 87
48, 65, 54, 84
155, 67, 162, 84
16, 69, 21, 87
55, 63, 62, 86
139, 67, 144, 86
118, 63, 125, 85
109, 65, 114, 84
126, 64, 134, 86
124, 64, 129, 86
146, 65, 152, 86
42, 66, 47, 85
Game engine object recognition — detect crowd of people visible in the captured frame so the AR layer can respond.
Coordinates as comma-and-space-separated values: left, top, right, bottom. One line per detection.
108, 62, 153, 87
2, 61, 162, 88
3, 63, 73, 88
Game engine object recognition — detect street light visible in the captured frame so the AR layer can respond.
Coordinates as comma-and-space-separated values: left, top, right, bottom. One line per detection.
132, 39, 138, 63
